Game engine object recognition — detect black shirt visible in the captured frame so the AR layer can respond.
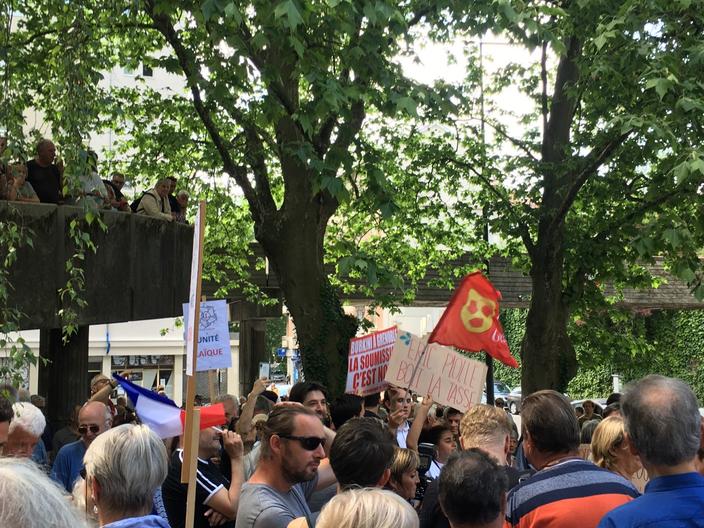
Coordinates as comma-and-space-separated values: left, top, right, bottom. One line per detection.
161, 449, 234, 528
169, 194, 180, 214
26, 159, 61, 203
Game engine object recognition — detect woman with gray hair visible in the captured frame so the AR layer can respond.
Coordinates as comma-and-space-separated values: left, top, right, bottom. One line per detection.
84, 423, 169, 527
0, 457, 87, 528
4, 401, 46, 459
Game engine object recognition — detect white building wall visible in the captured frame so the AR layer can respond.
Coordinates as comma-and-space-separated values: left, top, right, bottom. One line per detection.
0, 317, 239, 406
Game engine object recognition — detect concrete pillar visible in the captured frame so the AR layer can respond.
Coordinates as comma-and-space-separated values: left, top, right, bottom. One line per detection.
226, 337, 240, 397
29, 360, 39, 395
173, 355, 183, 406
238, 319, 267, 397
102, 355, 111, 377
38, 326, 90, 431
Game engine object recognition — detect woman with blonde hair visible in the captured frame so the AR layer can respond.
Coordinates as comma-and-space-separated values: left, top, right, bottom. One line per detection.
316, 488, 419, 528
590, 415, 642, 480
387, 447, 421, 502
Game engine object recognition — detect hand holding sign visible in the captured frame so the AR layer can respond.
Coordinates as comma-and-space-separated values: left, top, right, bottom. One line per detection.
385, 331, 487, 413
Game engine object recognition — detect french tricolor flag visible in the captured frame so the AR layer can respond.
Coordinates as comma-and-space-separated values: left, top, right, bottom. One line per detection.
113, 374, 226, 438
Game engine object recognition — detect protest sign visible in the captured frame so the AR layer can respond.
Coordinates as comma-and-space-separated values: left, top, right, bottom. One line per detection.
345, 326, 396, 396
185, 203, 204, 376
182, 300, 232, 371
385, 330, 487, 412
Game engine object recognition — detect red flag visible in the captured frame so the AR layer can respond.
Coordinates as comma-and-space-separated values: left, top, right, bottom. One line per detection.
179, 403, 227, 430
428, 272, 518, 368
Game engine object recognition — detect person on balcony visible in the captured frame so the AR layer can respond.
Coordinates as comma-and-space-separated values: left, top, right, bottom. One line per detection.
136, 178, 173, 221
26, 139, 63, 204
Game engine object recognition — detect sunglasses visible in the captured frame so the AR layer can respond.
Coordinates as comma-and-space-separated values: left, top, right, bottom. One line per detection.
78, 425, 101, 435
278, 435, 326, 451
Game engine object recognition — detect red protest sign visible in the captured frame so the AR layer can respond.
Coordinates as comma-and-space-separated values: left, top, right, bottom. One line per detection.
345, 326, 396, 396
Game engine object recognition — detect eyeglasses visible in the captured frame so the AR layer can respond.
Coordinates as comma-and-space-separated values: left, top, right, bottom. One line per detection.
278, 435, 326, 451
78, 425, 100, 435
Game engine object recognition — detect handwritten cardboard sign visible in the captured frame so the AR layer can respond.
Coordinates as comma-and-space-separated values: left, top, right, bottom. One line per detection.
385, 330, 486, 412
345, 326, 396, 396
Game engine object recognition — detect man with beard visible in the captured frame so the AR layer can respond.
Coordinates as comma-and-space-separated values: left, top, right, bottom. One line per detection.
236, 406, 337, 528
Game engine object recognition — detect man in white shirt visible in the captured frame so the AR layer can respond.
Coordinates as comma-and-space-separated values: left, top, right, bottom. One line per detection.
384, 386, 412, 447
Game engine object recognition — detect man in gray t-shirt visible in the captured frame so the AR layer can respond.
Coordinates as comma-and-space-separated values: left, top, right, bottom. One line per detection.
237, 473, 319, 528
235, 406, 337, 528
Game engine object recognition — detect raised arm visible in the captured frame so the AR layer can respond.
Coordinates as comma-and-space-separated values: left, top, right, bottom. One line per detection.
204, 430, 245, 520
235, 378, 269, 435
407, 396, 434, 452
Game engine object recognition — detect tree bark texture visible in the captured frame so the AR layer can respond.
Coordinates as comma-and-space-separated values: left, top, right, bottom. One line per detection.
520, 251, 577, 395
257, 204, 357, 396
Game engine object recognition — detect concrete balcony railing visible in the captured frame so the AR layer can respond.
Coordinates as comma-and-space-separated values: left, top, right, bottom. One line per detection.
1, 202, 194, 330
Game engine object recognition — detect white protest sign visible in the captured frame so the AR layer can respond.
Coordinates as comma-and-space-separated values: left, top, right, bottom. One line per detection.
185, 205, 203, 376
384, 330, 487, 412
183, 300, 232, 372
345, 326, 396, 396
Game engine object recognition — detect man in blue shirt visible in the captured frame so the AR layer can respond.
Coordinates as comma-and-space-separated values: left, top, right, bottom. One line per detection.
598, 375, 704, 528
51, 401, 111, 492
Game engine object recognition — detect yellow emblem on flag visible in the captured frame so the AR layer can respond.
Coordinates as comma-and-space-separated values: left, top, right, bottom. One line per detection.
460, 288, 497, 333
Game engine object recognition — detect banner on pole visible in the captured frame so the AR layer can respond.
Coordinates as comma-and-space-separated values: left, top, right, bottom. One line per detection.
384, 330, 487, 412
428, 271, 518, 368
182, 300, 232, 372
345, 326, 396, 396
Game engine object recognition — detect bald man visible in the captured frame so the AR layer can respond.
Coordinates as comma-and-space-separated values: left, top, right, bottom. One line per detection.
51, 401, 111, 492
26, 139, 63, 204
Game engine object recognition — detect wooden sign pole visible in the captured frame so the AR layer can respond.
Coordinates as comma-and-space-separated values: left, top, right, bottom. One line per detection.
184, 409, 201, 528
181, 201, 206, 527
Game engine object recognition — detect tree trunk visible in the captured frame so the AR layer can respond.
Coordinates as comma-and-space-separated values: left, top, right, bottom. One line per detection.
256, 203, 357, 397
520, 230, 577, 395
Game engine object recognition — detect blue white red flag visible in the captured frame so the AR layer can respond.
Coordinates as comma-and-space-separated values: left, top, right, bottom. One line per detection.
113, 374, 226, 438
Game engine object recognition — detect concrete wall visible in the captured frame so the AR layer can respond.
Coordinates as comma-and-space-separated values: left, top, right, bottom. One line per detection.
1, 202, 193, 330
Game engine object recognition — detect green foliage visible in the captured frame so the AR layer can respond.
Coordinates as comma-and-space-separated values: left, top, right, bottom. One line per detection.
265, 316, 287, 363
500, 308, 704, 402
0, 206, 40, 385
4, 0, 704, 392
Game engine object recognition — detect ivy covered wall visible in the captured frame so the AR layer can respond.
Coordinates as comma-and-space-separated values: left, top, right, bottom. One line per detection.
497, 308, 704, 402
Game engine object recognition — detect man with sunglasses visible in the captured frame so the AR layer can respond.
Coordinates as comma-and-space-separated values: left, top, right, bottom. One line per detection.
236, 405, 337, 528
51, 401, 111, 492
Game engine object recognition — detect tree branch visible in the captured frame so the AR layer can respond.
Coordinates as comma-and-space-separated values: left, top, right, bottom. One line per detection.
317, 99, 367, 219
541, 36, 581, 164
541, 41, 548, 136
568, 184, 694, 301
548, 129, 632, 233
144, 1, 275, 222
483, 119, 540, 163
445, 156, 535, 254
595, 185, 692, 243
13, 21, 156, 48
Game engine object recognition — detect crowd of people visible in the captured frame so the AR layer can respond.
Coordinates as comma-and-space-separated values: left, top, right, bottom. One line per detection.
1, 373, 704, 527
0, 137, 189, 222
